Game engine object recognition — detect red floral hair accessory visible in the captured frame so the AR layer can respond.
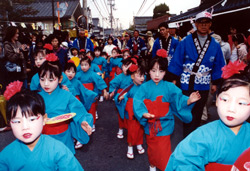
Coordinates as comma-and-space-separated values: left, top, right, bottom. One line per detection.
131, 58, 137, 64
4, 81, 23, 100
129, 64, 138, 72
68, 60, 75, 64
46, 53, 59, 62
43, 44, 53, 50
80, 49, 86, 53
86, 56, 92, 60
156, 49, 168, 58
133, 55, 139, 59
221, 60, 247, 79
122, 49, 129, 53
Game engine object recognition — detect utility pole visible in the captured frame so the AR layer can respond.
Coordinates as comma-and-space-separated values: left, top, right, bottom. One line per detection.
82, 0, 88, 30
52, 0, 55, 31
108, 0, 115, 35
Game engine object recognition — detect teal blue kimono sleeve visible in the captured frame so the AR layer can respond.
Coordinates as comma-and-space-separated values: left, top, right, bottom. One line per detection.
168, 83, 194, 123
77, 80, 98, 111
133, 85, 149, 127
165, 125, 212, 171
67, 95, 93, 145
114, 92, 128, 119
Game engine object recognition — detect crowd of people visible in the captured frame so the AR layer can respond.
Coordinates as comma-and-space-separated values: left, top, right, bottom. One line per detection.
0, 10, 250, 171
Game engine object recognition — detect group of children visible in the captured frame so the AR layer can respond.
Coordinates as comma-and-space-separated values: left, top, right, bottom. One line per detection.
1, 41, 250, 171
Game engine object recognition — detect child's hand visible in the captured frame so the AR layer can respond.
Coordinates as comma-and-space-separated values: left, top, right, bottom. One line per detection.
109, 91, 115, 99
61, 85, 69, 91
81, 121, 92, 135
211, 85, 217, 94
143, 113, 155, 119
118, 93, 126, 101
103, 91, 109, 100
187, 91, 201, 105
97, 72, 102, 76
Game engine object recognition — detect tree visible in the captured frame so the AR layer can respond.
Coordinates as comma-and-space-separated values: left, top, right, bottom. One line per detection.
0, 0, 38, 22
153, 3, 170, 19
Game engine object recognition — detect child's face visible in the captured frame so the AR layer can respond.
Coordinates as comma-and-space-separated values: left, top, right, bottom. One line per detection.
10, 107, 45, 149
112, 50, 118, 56
81, 61, 90, 72
72, 49, 78, 56
51, 38, 59, 48
65, 68, 76, 80
122, 64, 129, 75
40, 72, 59, 94
149, 62, 165, 84
123, 52, 130, 59
132, 72, 144, 85
216, 86, 250, 129
94, 50, 101, 57
35, 52, 46, 68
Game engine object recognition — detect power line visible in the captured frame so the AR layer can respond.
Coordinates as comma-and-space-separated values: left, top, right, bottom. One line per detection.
104, 0, 110, 15
136, 0, 147, 16
97, 0, 110, 18
141, 0, 157, 16
92, 0, 110, 25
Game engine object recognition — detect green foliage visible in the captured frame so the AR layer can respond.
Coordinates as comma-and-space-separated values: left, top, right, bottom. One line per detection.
153, 3, 170, 19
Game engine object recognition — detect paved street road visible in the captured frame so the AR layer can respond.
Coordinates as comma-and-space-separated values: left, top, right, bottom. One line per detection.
0, 100, 218, 171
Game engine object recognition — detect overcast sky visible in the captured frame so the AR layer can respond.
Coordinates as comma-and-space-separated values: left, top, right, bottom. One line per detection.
83, 0, 201, 29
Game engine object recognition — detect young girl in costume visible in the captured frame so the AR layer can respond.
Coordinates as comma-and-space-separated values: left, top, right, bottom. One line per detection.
109, 57, 137, 139
64, 61, 98, 148
76, 56, 108, 132
0, 82, 84, 170
107, 47, 123, 82
116, 62, 146, 159
30, 50, 76, 95
133, 49, 201, 171
38, 55, 93, 154
166, 60, 250, 171
93, 47, 108, 102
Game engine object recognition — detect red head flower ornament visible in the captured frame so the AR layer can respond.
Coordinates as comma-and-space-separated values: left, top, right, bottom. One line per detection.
221, 60, 247, 79
129, 64, 138, 72
80, 49, 86, 53
122, 49, 129, 53
86, 56, 92, 60
131, 58, 137, 64
156, 49, 168, 58
68, 60, 75, 64
133, 55, 139, 59
46, 53, 59, 62
43, 43, 53, 50
4, 81, 23, 100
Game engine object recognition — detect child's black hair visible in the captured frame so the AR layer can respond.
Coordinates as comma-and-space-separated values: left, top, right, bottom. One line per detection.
7, 90, 45, 121
80, 56, 92, 66
101, 52, 108, 57
38, 60, 62, 80
33, 49, 46, 59
94, 47, 102, 52
87, 51, 95, 59
64, 62, 76, 73
218, 65, 250, 95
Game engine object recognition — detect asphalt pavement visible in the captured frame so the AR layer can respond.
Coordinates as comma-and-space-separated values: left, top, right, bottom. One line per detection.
0, 100, 218, 171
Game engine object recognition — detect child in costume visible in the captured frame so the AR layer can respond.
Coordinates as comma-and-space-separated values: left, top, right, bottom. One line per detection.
133, 49, 201, 171
64, 60, 98, 149
116, 62, 145, 159
92, 47, 108, 102
109, 57, 136, 139
38, 55, 93, 154
0, 83, 84, 170
30, 48, 76, 95
165, 60, 250, 171
107, 47, 123, 82
76, 56, 108, 132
